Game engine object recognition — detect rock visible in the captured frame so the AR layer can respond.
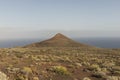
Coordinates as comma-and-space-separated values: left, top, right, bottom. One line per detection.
83, 77, 91, 80
33, 77, 39, 80
0, 71, 8, 80
75, 63, 82, 67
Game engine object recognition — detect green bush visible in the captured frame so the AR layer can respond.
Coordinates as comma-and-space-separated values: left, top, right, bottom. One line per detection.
50, 66, 70, 75
88, 64, 101, 71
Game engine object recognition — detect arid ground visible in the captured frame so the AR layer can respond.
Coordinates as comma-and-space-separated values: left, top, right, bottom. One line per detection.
0, 47, 120, 80
0, 34, 120, 80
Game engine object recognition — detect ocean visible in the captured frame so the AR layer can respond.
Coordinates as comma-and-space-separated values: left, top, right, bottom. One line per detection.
0, 38, 120, 48
76, 38, 120, 48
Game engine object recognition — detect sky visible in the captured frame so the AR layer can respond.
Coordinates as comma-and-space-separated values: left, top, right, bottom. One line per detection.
0, 0, 120, 39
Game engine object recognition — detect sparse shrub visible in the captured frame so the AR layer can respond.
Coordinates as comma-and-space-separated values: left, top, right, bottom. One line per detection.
16, 67, 32, 80
15, 53, 23, 58
88, 64, 101, 71
21, 67, 32, 74
106, 76, 120, 80
16, 75, 25, 80
82, 62, 90, 66
112, 66, 120, 75
101, 68, 108, 72
50, 66, 70, 75
113, 71, 120, 75
92, 71, 106, 78
102, 62, 115, 68
6, 67, 20, 73
0, 46, 120, 80
112, 66, 120, 71
75, 63, 82, 67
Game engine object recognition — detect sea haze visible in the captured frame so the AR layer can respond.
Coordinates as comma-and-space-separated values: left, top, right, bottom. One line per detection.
76, 37, 120, 48
0, 38, 120, 48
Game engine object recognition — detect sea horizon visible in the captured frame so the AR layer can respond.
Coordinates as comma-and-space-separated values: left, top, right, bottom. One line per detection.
0, 37, 120, 48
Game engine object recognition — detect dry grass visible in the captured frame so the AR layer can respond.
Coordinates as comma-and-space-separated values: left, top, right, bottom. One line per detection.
0, 47, 120, 80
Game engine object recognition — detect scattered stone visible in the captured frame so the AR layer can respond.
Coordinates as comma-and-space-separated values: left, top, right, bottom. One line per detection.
33, 77, 39, 80
0, 71, 8, 80
75, 63, 82, 67
83, 77, 91, 80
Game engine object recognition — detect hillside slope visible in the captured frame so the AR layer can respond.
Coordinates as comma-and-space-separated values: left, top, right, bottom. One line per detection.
25, 33, 92, 47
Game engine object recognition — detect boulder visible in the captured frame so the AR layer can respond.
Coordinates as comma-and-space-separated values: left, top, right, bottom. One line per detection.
0, 71, 8, 80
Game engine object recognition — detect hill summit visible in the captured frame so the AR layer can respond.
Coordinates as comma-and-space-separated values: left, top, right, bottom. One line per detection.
25, 33, 91, 47
51, 33, 70, 40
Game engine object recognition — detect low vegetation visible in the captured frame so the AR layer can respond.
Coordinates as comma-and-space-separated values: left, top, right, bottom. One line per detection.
0, 47, 120, 80
49, 65, 70, 75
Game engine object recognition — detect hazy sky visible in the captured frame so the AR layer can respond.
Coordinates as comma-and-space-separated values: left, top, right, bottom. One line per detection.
0, 0, 120, 39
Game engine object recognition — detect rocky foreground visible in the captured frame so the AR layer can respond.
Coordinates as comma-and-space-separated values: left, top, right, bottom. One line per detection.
0, 47, 120, 80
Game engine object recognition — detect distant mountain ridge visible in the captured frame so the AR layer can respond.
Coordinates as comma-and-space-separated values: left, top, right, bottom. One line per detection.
24, 33, 92, 47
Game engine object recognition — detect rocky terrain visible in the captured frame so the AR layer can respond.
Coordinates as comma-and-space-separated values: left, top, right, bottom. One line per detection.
0, 33, 120, 80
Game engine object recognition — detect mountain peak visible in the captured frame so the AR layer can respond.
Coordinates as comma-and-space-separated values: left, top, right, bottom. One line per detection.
55, 33, 64, 36
24, 33, 92, 47
51, 33, 69, 40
